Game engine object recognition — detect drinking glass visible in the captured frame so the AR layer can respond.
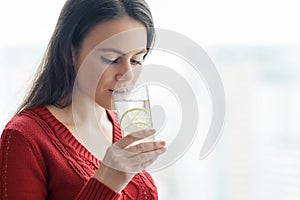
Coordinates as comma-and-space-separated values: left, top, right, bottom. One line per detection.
112, 85, 154, 144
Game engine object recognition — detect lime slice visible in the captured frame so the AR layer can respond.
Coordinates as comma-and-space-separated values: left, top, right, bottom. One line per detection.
120, 108, 152, 134
122, 122, 150, 134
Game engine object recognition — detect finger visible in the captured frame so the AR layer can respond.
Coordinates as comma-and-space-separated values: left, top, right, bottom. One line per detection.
140, 154, 160, 169
119, 149, 165, 173
127, 147, 166, 166
130, 155, 159, 173
115, 129, 156, 149
125, 140, 166, 154
103, 147, 166, 173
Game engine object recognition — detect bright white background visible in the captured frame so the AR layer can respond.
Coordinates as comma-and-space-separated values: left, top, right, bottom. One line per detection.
1, 0, 299, 200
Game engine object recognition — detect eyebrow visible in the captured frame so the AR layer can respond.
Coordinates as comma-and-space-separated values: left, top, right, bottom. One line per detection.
97, 48, 147, 55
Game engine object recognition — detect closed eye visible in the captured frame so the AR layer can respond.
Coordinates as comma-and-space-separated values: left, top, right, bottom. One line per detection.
101, 56, 119, 64
101, 56, 143, 66
131, 59, 142, 66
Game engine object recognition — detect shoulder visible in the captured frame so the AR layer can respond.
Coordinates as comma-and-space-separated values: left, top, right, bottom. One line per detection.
4, 107, 44, 132
2, 106, 49, 141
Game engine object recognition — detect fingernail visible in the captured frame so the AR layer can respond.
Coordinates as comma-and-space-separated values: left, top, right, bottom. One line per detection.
159, 141, 166, 146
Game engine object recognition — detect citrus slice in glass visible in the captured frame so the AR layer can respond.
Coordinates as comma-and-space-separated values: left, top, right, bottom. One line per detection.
120, 108, 152, 135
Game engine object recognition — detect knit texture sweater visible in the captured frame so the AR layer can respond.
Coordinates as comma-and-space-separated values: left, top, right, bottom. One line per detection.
0, 106, 158, 199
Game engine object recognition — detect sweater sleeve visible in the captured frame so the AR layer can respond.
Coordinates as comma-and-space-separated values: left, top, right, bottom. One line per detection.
0, 128, 121, 200
0, 129, 47, 199
75, 178, 121, 200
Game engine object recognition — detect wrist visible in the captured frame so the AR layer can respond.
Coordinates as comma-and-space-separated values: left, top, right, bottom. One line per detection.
94, 164, 133, 193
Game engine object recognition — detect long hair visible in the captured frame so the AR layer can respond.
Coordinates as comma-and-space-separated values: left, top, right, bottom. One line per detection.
16, 0, 155, 115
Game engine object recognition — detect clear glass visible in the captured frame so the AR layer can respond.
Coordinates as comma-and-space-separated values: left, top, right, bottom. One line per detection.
112, 85, 154, 144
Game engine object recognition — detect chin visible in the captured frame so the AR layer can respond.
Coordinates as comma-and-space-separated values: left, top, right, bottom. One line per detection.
95, 99, 114, 111
103, 104, 113, 110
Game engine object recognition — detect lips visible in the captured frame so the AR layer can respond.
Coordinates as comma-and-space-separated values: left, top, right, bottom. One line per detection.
109, 85, 132, 93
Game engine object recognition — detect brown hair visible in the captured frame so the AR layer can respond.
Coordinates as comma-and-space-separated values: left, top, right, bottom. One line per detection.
16, 0, 155, 114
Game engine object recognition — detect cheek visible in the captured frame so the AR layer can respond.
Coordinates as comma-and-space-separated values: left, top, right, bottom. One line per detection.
76, 55, 108, 98
96, 68, 115, 93
94, 68, 116, 109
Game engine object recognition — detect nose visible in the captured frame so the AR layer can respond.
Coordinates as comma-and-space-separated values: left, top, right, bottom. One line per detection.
115, 60, 133, 81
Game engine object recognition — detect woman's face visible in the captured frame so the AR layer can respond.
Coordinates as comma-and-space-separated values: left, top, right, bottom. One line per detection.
73, 16, 147, 109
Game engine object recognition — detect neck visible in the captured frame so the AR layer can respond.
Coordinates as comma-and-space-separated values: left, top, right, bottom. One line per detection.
71, 89, 113, 154
46, 89, 113, 158
71, 89, 108, 125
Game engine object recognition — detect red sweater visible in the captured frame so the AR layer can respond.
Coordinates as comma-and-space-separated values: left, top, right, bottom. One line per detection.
0, 106, 158, 200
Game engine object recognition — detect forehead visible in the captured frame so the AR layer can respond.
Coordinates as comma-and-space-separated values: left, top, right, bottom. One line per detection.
82, 16, 147, 54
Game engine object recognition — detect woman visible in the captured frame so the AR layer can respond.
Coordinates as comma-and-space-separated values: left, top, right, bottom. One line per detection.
0, 0, 166, 199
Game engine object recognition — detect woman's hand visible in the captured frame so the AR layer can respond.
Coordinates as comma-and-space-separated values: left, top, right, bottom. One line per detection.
94, 129, 166, 192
